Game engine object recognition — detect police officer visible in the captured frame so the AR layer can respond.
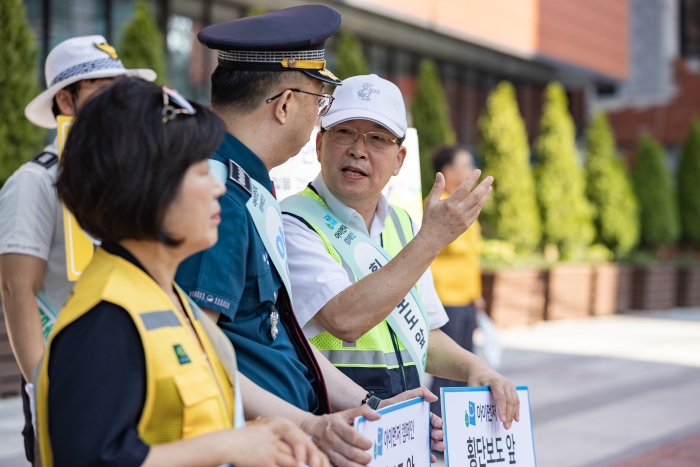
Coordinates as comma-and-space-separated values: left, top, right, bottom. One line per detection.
175, 6, 442, 466
281, 75, 520, 429
0, 35, 155, 464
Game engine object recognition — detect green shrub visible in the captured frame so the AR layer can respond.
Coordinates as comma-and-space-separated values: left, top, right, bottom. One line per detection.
584, 113, 639, 257
333, 32, 368, 80
477, 81, 541, 252
119, 1, 167, 85
632, 134, 680, 249
678, 121, 700, 246
412, 59, 456, 197
0, 0, 45, 186
534, 82, 594, 260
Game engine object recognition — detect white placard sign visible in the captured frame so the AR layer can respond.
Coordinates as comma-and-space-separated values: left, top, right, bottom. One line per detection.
270, 127, 424, 225
354, 397, 431, 467
441, 387, 537, 467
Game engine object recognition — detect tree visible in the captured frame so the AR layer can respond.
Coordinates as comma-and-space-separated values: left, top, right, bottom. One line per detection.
678, 121, 700, 247
477, 81, 541, 251
632, 134, 680, 249
585, 113, 639, 257
534, 82, 594, 259
333, 32, 369, 80
119, 1, 167, 85
412, 59, 456, 197
0, 0, 45, 186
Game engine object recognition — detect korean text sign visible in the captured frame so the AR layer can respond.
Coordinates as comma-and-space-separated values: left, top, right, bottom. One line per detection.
441, 386, 536, 467
354, 397, 430, 467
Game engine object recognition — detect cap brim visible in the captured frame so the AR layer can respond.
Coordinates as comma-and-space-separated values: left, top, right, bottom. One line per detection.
25, 68, 157, 129
321, 108, 405, 138
302, 69, 342, 86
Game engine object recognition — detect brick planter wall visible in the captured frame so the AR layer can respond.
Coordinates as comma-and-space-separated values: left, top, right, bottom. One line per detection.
545, 264, 594, 320
632, 264, 678, 310
591, 263, 633, 315
482, 269, 546, 327
677, 265, 700, 307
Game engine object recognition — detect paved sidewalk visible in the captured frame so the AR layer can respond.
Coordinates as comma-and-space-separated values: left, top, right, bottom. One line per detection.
608, 432, 700, 467
497, 308, 700, 467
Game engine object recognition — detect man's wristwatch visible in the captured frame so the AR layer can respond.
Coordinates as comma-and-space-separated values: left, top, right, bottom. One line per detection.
361, 391, 382, 410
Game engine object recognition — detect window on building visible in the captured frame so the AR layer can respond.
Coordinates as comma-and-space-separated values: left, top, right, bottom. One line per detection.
681, 0, 700, 56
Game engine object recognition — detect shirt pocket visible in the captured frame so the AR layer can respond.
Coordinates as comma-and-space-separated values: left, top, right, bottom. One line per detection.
173, 364, 226, 438
257, 269, 278, 305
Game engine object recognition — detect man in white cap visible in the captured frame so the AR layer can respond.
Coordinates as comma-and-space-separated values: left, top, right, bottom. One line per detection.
281, 74, 521, 429
0, 35, 155, 464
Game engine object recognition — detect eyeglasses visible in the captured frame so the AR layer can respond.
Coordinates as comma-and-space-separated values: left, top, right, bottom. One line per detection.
266, 88, 335, 116
162, 86, 196, 124
327, 126, 400, 151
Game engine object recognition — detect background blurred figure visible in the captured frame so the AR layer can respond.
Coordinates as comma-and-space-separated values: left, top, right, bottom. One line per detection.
429, 145, 485, 416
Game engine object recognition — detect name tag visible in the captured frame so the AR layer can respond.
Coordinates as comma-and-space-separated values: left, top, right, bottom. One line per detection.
354, 397, 430, 467
441, 387, 537, 467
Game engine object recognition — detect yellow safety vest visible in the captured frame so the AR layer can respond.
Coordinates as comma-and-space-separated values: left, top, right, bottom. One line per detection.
292, 187, 420, 398
36, 248, 236, 467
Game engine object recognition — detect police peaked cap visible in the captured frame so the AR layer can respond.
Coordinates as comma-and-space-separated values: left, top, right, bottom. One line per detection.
198, 5, 343, 85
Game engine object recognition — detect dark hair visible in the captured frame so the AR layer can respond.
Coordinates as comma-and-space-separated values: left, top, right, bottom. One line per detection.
431, 144, 472, 173
51, 81, 81, 118
210, 66, 305, 114
56, 77, 225, 245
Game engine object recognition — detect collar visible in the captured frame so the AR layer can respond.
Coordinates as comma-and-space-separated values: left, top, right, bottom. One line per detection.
101, 242, 151, 278
309, 173, 389, 237
213, 132, 273, 191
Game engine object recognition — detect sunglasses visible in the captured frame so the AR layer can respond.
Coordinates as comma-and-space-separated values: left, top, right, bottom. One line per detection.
162, 86, 196, 124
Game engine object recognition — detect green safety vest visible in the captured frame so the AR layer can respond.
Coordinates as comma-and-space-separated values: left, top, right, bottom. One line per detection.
286, 187, 421, 399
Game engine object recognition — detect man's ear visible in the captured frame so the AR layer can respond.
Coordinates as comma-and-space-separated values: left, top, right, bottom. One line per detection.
393, 145, 408, 176
54, 89, 76, 116
273, 89, 294, 125
316, 131, 323, 162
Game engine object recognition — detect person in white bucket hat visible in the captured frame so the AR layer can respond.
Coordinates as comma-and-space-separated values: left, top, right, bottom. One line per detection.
280, 74, 520, 438
25, 35, 156, 128
0, 35, 155, 465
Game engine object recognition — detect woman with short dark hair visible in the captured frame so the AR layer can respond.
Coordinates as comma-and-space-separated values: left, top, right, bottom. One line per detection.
35, 77, 326, 467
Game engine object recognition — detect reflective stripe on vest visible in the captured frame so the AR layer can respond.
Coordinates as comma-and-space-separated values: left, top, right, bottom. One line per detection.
36, 248, 239, 467
284, 187, 420, 373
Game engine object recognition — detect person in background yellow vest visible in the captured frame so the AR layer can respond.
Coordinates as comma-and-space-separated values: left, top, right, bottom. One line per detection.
35, 78, 326, 467
429, 145, 485, 417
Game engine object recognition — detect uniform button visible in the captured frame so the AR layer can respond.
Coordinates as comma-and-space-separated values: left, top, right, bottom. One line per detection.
273, 291, 277, 301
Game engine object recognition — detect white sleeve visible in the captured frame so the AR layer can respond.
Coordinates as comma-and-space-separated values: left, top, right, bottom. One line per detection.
0, 166, 57, 261
411, 219, 448, 330
283, 213, 354, 338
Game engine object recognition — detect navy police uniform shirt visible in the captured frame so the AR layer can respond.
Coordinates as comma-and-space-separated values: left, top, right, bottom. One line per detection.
175, 132, 319, 413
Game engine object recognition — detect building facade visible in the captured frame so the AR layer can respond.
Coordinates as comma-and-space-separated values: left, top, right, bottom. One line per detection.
25, 0, 628, 148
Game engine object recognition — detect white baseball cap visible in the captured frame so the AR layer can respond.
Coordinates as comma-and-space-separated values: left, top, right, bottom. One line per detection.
25, 35, 157, 129
321, 74, 407, 138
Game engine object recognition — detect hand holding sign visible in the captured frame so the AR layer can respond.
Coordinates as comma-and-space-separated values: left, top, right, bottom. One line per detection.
419, 170, 493, 256
466, 361, 520, 429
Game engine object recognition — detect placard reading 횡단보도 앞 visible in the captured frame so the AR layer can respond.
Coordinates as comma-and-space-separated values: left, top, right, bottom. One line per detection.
354, 397, 431, 467
441, 386, 536, 467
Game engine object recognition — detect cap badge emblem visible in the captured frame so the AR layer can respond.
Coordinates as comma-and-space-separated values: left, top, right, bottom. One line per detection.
358, 83, 380, 101
95, 42, 118, 60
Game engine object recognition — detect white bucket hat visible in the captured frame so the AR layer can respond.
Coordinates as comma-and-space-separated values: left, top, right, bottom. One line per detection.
321, 74, 408, 138
25, 35, 157, 129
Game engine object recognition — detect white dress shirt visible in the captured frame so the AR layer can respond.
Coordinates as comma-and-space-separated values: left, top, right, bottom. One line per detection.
282, 173, 448, 338
0, 138, 74, 311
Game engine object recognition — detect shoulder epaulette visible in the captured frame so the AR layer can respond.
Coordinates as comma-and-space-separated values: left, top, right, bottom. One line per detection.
227, 159, 252, 195
29, 152, 58, 169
